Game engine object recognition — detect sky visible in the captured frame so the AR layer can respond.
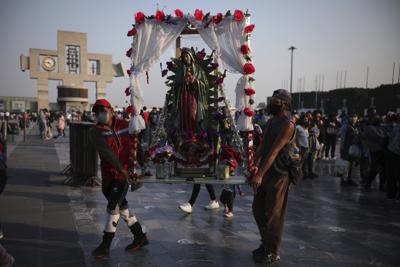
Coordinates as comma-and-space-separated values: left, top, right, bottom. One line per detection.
0, 0, 399, 108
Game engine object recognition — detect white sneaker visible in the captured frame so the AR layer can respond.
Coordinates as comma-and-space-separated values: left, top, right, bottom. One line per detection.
179, 203, 193, 214
205, 200, 219, 210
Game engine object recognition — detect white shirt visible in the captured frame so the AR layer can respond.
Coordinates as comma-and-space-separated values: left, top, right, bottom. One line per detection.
296, 125, 309, 148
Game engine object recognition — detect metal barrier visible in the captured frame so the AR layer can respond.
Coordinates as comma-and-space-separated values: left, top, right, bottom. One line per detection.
64, 121, 100, 186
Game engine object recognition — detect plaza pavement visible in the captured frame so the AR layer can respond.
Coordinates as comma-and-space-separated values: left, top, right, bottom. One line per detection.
1, 125, 400, 267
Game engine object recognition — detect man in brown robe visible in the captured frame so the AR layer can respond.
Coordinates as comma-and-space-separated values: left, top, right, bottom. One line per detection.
250, 89, 295, 265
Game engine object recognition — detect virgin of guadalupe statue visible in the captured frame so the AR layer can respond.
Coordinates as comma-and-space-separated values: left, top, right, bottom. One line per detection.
172, 48, 210, 133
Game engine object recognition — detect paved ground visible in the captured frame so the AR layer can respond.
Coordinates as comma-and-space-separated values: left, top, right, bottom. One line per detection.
1, 125, 400, 267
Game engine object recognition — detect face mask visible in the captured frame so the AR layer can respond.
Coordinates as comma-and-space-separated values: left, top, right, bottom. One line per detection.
97, 112, 110, 124
269, 104, 282, 115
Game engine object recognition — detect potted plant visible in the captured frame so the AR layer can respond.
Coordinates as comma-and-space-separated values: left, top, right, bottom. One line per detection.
149, 144, 173, 179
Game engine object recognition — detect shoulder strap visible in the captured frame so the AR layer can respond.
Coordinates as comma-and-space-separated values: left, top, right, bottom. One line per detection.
287, 119, 297, 144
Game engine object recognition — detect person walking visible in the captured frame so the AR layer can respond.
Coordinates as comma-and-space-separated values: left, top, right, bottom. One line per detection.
250, 89, 295, 265
340, 114, 359, 186
324, 115, 338, 160
385, 114, 400, 200
363, 114, 387, 191
88, 99, 148, 259
179, 184, 219, 214
296, 115, 309, 180
56, 113, 66, 137
38, 109, 47, 139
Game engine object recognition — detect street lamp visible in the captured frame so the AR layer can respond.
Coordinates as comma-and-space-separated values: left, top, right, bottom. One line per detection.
288, 46, 297, 97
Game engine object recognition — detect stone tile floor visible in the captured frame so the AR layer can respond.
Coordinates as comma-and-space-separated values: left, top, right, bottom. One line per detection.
53, 128, 400, 267
2, 125, 400, 267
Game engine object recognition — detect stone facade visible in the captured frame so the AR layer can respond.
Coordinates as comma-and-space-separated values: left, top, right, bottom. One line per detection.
20, 30, 124, 111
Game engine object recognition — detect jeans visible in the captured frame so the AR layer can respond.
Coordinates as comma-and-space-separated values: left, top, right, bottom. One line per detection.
385, 149, 400, 199
325, 134, 337, 158
366, 150, 385, 188
188, 184, 216, 206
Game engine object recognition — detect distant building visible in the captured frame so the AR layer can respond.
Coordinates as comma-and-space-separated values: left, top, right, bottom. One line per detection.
20, 30, 125, 112
0, 96, 38, 112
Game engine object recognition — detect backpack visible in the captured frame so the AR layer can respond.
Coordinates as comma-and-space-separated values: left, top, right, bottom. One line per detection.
272, 121, 303, 184
326, 123, 336, 134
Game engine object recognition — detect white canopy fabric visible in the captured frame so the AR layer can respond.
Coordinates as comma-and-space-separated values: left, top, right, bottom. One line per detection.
128, 12, 255, 133
128, 19, 187, 133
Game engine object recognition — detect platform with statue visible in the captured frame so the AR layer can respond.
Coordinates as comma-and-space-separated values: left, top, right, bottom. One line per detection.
123, 9, 258, 184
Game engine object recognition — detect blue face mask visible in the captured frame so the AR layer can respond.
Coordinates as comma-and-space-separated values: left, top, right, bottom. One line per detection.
97, 112, 110, 124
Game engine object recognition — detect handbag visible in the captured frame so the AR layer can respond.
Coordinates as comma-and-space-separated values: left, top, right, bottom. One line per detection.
334, 158, 350, 176
273, 122, 303, 184
348, 144, 361, 158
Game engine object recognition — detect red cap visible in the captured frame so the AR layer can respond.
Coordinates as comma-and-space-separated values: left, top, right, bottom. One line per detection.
92, 99, 112, 112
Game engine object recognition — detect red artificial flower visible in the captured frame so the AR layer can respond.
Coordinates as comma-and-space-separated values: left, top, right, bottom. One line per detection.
243, 107, 255, 117
212, 13, 223, 24
166, 61, 174, 70
135, 11, 145, 24
155, 10, 165, 22
125, 87, 131, 96
228, 159, 238, 169
245, 24, 255, 34
243, 63, 255, 75
244, 88, 256, 96
194, 9, 204, 21
240, 44, 250, 55
127, 28, 137, 37
174, 9, 184, 18
126, 48, 132, 58
215, 76, 224, 85
210, 62, 219, 70
127, 69, 132, 76
233, 9, 244, 21
221, 144, 241, 162
126, 105, 134, 114
196, 49, 206, 59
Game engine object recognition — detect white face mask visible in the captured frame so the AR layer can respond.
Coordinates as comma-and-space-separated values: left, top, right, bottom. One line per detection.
97, 111, 110, 124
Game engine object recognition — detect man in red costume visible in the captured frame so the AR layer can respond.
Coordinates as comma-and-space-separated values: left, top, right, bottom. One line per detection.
88, 99, 148, 259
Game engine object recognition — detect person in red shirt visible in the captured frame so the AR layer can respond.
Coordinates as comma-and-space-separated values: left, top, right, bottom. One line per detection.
88, 99, 148, 259
141, 106, 149, 126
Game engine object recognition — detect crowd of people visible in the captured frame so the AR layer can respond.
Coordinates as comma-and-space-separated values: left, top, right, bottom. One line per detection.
0, 92, 398, 265
251, 106, 400, 199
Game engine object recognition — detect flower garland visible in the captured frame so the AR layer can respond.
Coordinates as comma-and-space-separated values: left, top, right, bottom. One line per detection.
125, 8, 256, 114
125, 9, 257, 175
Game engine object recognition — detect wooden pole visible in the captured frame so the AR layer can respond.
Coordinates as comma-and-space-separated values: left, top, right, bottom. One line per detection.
175, 36, 181, 58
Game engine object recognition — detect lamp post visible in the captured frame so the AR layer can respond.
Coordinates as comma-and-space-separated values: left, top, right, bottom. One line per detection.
288, 46, 296, 96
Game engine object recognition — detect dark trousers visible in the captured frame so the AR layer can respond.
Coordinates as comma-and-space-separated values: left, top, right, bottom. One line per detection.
220, 188, 235, 212
306, 151, 316, 175
366, 151, 385, 188
385, 150, 400, 199
359, 153, 370, 183
102, 179, 129, 213
252, 173, 290, 256
189, 184, 216, 206
0, 169, 7, 194
325, 134, 337, 158
299, 147, 309, 178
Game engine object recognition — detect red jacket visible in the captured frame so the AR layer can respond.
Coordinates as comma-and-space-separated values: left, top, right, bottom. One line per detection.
91, 117, 134, 180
